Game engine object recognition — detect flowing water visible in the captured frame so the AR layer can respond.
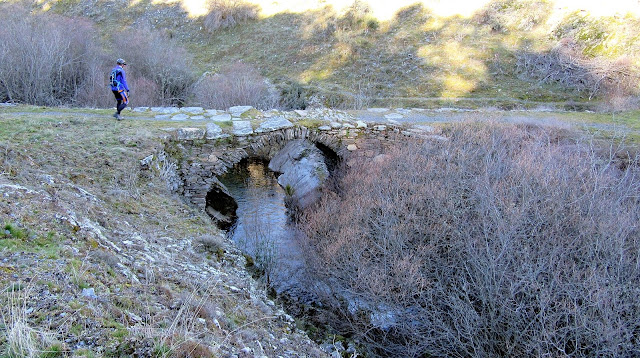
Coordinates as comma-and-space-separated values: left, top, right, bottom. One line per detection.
218, 158, 311, 297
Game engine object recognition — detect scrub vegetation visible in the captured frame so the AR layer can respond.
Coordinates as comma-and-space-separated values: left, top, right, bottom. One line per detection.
299, 123, 640, 357
0, 0, 638, 110
1, 0, 640, 357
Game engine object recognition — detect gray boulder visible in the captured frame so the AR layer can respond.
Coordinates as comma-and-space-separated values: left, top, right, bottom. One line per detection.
268, 139, 329, 208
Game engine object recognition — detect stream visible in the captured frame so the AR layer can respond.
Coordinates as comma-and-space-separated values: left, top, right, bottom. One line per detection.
217, 158, 314, 300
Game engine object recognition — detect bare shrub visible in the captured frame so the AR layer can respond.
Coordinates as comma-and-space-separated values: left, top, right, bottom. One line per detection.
299, 122, 640, 357
113, 27, 195, 106
194, 234, 225, 255
203, 0, 260, 32
337, 0, 379, 33
192, 62, 278, 110
74, 60, 115, 108
516, 39, 640, 102
0, 4, 105, 106
476, 0, 553, 32
127, 76, 162, 107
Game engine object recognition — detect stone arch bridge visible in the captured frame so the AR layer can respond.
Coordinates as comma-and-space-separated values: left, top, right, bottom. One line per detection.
153, 107, 441, 228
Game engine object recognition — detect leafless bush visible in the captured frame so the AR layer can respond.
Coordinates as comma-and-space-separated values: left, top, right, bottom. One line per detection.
516, 39, 640, 102
74, 60, 115, 108
192, 62, 278, 110
127, 76, 163, 107
194, 234, 225, 254
203, 0, 260, 32
299, 122, 640, 357
113, 27, 196, 106
0, 4, 105, 106
476, 0, 553, 32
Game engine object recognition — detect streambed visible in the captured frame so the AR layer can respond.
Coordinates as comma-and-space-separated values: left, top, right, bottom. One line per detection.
217, 158, 315, 300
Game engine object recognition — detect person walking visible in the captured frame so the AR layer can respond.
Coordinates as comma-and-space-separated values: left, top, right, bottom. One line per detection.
110, 58, 130, 120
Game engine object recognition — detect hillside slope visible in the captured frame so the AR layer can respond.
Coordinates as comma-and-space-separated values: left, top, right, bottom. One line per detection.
35, 0, 640, 110
0, 108, 327, 357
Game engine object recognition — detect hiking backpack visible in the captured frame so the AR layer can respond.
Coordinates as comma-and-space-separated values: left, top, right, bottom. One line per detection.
109, 68, 120, 88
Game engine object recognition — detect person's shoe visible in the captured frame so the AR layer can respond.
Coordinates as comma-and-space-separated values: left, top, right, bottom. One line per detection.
113, 112, 119, 119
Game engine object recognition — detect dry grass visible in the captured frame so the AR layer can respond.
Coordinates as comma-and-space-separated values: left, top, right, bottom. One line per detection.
203, 0, 260, 32
1, 286, 59, 358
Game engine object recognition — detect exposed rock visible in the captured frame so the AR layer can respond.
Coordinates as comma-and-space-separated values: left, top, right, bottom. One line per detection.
233, 121, 254, 136
210, 113, 232, 122
367, 108, 389, 112
268, 139, 329, 208
180, 107, 205, 115
255, 116, 293, 133
152, 107, 180, 114
176, 128, 205, 140
172, 114, 190, 121
205, 177, 238, 230
206, 123, 229, 139
229, 106, 254, 117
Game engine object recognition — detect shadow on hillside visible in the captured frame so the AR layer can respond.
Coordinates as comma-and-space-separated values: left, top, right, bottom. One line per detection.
34, 0, 635, 109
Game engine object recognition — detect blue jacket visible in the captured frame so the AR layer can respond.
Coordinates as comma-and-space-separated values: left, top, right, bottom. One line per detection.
110, 65, 129, 92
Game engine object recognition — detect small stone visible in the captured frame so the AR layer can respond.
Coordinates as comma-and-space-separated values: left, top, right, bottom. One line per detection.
82, 288, 97, 300
229, 105, 254, 117
180, 107, 205, 115
206, 123, 226, 139
176, 128, 206, 140
347, 144, 358, 151
232, 121, 253, 136
255, 116, 293, 133
172, 114, 190, 121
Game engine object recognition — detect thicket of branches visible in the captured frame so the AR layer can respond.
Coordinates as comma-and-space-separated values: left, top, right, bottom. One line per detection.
517, 39, 640, 102
0, 5, 105, 106
192, 62, 278, 110
112, 27, 196, 106
0, 5, 196, 107
299, 122, 640, 357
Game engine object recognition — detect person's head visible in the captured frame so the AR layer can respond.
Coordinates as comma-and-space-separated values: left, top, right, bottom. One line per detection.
116, 58, 126, 67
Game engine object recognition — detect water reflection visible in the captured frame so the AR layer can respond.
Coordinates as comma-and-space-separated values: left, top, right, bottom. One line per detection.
218, 158, 307, 294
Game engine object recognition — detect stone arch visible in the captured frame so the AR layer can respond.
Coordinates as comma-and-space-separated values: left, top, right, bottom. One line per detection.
167, 127, 345, 229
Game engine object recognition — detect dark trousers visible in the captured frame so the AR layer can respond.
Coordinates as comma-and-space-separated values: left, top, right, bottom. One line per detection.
112, 89, 129, 114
